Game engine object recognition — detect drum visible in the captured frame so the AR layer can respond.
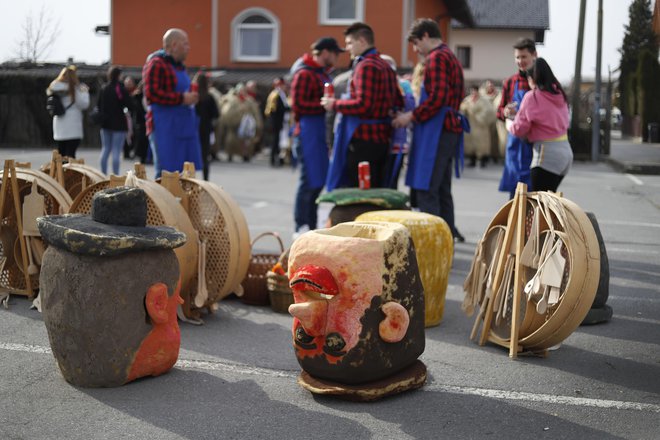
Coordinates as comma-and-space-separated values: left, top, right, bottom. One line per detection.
464, 191, 600, 352
0, 166, 72, 295
356, 210, 453, 327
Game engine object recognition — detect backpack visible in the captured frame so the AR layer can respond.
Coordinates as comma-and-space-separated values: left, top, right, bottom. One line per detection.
237, 113, 257, 139
46, 94, 72, 117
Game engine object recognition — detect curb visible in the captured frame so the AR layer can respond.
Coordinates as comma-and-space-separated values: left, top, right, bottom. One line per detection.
604, 157, 660, 175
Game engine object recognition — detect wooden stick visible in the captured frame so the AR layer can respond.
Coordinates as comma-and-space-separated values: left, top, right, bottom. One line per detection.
509, 183, 527, 358
1, 160, 34, 296
478, 184, 521, 345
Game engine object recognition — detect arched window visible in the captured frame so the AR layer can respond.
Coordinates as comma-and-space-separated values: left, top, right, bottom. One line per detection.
231, 8, 280, 62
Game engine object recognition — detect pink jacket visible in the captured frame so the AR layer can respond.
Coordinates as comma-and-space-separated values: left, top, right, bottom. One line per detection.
509, 88, 569, 142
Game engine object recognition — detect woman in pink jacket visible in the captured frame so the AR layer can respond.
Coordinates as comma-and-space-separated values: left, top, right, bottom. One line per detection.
508, 58, 572, 192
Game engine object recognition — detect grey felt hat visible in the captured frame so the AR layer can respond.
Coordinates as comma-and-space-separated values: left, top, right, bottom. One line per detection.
37, 186, 187, 256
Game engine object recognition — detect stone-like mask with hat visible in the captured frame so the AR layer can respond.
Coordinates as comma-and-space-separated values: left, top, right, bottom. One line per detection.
38, 186, 186, 256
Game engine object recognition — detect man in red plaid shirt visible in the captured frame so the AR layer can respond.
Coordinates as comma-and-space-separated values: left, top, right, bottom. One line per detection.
393, 18, 467, 242
143, 28, 201, 178
291, 37, 344, 236
322, 22, 403, 190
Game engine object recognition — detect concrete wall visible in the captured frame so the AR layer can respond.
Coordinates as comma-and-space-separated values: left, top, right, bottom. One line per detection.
448, 29, 536, 85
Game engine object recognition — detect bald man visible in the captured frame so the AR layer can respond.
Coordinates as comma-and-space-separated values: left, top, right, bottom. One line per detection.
143, 28, 202, 178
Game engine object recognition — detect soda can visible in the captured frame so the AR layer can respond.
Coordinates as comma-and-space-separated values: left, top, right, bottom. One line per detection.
324, 82, 335, 98
358, 161, 371, 189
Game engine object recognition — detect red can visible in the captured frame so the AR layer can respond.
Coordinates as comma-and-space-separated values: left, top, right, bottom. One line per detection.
358, 161, 371, 190
324, 82, 334, 98
191, 82, 198, 93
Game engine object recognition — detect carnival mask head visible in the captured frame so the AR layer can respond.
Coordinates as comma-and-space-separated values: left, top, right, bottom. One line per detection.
288, 222, 425, 384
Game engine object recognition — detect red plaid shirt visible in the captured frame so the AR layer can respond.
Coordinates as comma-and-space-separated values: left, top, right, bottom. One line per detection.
496, 72, 531, 121
291, 53, 330, 135
143, 50, 185, 135
412, 44, 464, 133
334, 50, 403, 144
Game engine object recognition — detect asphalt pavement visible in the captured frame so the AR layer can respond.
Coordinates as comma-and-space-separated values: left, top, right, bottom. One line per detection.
1, 142, 659, 439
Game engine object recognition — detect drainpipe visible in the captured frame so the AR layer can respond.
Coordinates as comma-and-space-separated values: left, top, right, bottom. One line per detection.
211, 0, 218, 67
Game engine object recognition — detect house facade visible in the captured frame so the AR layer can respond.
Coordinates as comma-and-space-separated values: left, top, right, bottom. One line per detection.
449, 0, 549, 84
110, 0, 474, 70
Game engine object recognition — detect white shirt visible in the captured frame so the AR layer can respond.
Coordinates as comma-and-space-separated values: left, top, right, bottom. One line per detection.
48, 81, 90, 141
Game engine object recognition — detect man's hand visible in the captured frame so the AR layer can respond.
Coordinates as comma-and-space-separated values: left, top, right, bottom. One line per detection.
183, 91, 199, 106
504, 102, 518, 119
392, 111, 413, 129
321, 96, 335, 112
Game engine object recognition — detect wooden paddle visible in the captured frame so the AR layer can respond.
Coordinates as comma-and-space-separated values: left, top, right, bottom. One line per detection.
21, 181, 44, 276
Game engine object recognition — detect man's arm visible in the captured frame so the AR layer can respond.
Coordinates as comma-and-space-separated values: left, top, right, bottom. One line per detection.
496, 78, 511, 121
143, 57, 183, 106
411, 52, 450, 123
291, 70, 323, 118
333, 63, 378, 116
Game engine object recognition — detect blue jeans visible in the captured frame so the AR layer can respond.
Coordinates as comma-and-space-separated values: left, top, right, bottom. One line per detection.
100, 129, 127, 175
416, 131, 459, 235
148, 133, 162, 179
293, 137, 322, 231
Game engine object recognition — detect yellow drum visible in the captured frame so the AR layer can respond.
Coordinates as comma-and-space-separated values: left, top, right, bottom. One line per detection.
356, 210, 453, 327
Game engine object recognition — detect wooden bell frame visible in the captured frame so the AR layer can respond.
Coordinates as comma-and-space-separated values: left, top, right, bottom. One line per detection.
465, 183, 600, 358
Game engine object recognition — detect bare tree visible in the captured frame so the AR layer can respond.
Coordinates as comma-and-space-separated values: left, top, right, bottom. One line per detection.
14, 5, 61, 63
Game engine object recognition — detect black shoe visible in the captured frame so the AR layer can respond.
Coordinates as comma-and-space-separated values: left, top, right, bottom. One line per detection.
453, 230, 465, 243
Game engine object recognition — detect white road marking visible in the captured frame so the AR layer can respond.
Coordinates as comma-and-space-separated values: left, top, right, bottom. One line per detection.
606, 247, 660, 256
608, 295, 660, 304
0, 342, 52, 354
613, 315, 660, 325
599, 219, 660, 229
424, 384, 660, 413
625, 174, 644, 186
2, 342, 659, 413
251, 201, 269, 209
176, 358, 296, 378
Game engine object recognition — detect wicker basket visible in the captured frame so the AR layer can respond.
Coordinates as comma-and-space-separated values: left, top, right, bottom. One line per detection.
241, 232, 284, 306
267, 248, 293, 313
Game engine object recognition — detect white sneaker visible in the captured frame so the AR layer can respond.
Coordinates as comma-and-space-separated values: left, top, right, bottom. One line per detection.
292, 225, 310, 241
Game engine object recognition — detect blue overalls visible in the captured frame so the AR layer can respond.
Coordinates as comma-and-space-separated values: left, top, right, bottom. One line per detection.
406, 88, 470, 190
326, 50, 390, 191
498, 83, 532, 197
293, 69, 331, 231
150, 64, 202, 178
406, 88, 469, 235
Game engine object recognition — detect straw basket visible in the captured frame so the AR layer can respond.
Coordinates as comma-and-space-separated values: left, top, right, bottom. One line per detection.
241, 232, 284, 306
0, 163, 73, 296
267, 248, 293, 313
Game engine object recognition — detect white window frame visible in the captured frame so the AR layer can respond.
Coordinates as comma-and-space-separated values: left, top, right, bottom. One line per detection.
318, 0, 365, 25
456, 45, 472, 70
231, 7, 280, 63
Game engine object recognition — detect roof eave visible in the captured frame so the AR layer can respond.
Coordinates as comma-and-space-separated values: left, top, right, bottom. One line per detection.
444, 0, 476, 28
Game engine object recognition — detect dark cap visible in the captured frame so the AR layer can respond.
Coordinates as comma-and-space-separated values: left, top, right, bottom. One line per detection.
312, 37, 345, 53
